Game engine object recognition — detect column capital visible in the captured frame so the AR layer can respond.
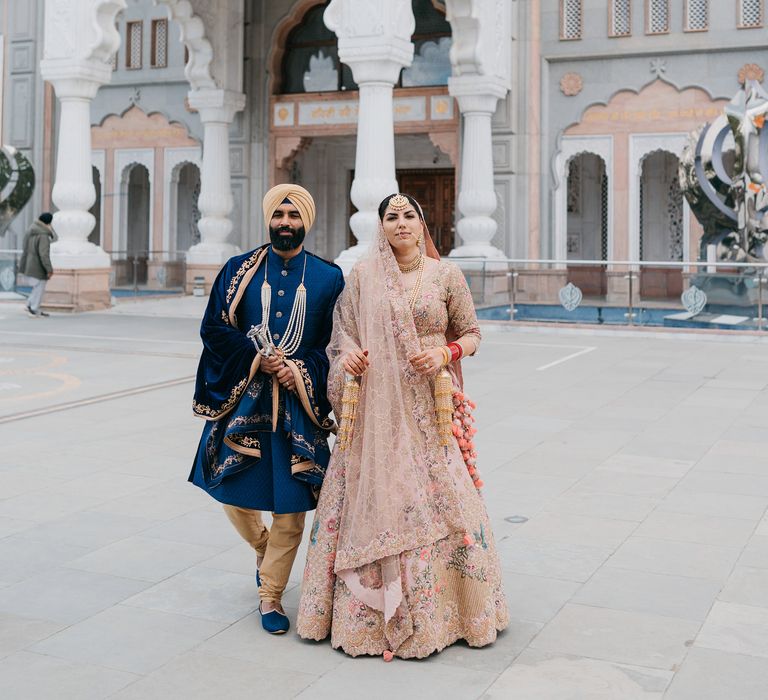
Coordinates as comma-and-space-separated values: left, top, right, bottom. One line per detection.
336, 40, 414, 85
448, 75, 508, 113
187, 88, 246, 123
325, 0, 414, 85
39, 59, 112, 99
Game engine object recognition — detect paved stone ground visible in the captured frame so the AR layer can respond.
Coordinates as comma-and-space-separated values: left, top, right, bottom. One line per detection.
2, 297, 768, 699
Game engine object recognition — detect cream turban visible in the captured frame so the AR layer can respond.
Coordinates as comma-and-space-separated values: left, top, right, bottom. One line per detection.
262, 184, 316, 233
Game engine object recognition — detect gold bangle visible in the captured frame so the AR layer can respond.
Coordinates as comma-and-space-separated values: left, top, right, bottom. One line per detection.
441, 346, 451, 367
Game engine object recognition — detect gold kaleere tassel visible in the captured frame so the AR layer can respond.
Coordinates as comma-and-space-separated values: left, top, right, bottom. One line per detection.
434, 368, 454, 446
337, 373, 360, 450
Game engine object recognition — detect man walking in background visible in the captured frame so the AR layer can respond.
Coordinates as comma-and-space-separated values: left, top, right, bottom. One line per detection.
19, 212, 56, 317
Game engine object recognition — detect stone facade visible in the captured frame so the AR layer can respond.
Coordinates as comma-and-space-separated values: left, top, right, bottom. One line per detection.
1, 0, 765, 305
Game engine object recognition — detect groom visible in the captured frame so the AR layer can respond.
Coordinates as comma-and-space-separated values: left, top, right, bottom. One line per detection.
189, 184, 344, 634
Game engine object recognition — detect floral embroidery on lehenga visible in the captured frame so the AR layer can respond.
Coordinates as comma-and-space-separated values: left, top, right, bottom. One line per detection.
296, 256, 509, 658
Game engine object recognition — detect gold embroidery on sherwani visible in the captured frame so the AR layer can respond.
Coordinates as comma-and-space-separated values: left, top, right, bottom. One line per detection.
228, 247, 269, 327
210, 452, 244, 478
284, 359, 336, 433
224, 434, 262, 457
290, 452, 315, 475
226, 413, 272, 428
193, 353, 262, 421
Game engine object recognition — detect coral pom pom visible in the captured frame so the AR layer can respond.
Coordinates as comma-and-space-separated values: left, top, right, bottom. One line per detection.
468, 400, 477, 409
469, 427, 478, 436
383, 650, 394, 662
456, 392, 465, 401
463, 533, 472, 546
467, 441, 475, 450
475, 480, 484, 489
458, 439, 468, 449
468, 466, 476, 475
451, 425, 461, 437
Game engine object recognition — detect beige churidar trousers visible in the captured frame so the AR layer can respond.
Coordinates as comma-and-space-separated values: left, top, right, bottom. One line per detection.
223, 505, 306, 603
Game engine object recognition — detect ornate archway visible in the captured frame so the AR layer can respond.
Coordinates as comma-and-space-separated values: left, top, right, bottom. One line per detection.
558, 80, 729, 266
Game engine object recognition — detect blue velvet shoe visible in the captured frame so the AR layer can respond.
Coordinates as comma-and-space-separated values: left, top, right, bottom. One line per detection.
259, 604, 290, 634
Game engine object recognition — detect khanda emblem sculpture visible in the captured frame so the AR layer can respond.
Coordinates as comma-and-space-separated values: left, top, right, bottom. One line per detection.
0, 145, 35, 238
679, 79, 768, 262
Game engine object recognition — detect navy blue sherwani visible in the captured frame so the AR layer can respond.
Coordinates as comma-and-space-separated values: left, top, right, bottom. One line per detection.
190, 245, 344, 513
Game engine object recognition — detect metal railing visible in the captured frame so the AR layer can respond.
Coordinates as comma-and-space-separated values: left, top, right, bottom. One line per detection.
448, 257, 768, 331
106, 250, 187, 295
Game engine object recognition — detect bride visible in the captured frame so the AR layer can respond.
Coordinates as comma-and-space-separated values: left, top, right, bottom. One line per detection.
296, 193, 508, 659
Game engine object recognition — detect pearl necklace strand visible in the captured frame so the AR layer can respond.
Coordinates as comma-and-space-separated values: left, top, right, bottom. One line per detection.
406, 253, 425, 311
260, 253, 308, 357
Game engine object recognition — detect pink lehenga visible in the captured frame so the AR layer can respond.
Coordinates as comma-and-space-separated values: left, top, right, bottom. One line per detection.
296, 225, 508, 659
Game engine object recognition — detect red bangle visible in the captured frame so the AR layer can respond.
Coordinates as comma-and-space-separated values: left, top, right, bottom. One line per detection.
448, 342, 463, 362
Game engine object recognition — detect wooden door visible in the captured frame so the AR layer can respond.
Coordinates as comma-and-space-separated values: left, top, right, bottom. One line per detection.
347, 169, 456, 254
398, 169, 456, 256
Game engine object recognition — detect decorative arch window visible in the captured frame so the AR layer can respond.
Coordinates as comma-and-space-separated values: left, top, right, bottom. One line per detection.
151, 18, 168, 68
281, 2, 354, 94
685, 0, 709, 31
647, 0, 670, 34
126, 20, 143, 69
560, 0, 583, 40
402, 1, 452, 87
279, 0, 452, 95
609, 0, 631, 37
739, 0, 764, 27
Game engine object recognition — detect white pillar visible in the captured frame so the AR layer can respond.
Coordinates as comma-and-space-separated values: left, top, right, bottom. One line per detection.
185, 88, 246, 265
41, 72, 110, 267
324, 0, 414, 274
345, 78, 399, 264
449, 77, 507, 260
39, 0, 126, 310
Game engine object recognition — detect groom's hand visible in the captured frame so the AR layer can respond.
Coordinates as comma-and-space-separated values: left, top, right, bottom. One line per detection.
260, 355, 283, 375
276, 365, 296, 391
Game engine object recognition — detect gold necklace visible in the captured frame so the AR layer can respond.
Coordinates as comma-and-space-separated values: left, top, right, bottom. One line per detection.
407, 254, 425, 311
398, 252, 423, 273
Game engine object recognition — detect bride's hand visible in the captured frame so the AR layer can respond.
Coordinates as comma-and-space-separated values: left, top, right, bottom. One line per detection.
343, 349, 369, 376
410, 348, 446, 375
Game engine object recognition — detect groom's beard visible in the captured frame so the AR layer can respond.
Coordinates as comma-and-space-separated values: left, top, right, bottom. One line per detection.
269, 224, 306, 252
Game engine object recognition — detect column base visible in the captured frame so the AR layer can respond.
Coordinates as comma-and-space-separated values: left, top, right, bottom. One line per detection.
606, 271, 631, 304
516, 269, 569, 304
185, 264, 225, 295
334, 243, 372, 276
42, 268, 112, 312
186, 242, 240, 266
449, 244, 506, 266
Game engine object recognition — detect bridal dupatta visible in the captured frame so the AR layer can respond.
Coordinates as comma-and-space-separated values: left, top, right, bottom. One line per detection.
324, 225, 473, 621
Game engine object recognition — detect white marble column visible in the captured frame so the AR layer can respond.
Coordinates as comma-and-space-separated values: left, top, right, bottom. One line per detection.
185, 88, 246, 265
44, 73, 111, 267
39, 0, 126, 309
324, 0, 414, 273
449, 77, 507, 260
